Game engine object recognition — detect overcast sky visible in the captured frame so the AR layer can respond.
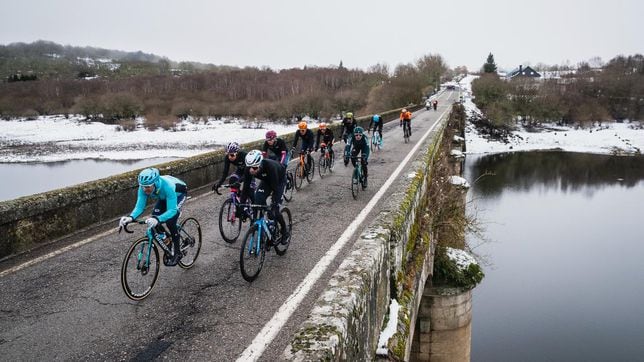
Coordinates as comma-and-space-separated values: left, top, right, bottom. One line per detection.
1, 0, 641, 72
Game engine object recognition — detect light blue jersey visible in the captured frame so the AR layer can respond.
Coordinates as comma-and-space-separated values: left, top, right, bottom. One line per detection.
129, 175, 187, 222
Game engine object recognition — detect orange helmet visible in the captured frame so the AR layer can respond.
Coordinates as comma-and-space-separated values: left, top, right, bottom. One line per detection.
298, 121, 307, 130
319, 122, 327, 130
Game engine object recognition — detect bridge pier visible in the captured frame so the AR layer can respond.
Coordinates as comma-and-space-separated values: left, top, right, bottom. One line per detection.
411, 284, 472, 361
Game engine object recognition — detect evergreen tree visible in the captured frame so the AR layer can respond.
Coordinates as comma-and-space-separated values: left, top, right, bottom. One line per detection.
483, 53, 497, 74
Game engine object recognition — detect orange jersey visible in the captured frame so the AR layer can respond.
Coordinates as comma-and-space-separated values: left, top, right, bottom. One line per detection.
400, 111, 412, 120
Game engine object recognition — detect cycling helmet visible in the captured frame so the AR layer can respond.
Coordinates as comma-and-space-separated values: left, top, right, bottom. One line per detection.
319, 122, 327, 130
245, 149, 263, 167
354, 126, 365, 135
138, 168, 160, 186
226, 141, 240, 154
402, 108, 407, 113
298, 121, 307, 130
265, 130, 277, 140
346, 112, 353, 118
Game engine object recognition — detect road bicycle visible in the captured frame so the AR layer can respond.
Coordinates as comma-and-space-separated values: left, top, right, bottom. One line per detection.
119, 216, 202, 301
215, 182, 252, 243
239, 204, 292, 282
402, 120, 411, 143
294, 149, 315, 190
318, 143, 334, 178
370, 130, 382, 152
351, 157, 367, 199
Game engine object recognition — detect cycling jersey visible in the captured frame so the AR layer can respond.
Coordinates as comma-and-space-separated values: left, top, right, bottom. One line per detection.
129, 175, 187, 223
262, 138, 289, 165
292, 129, 315, 151
342, 117, 356, 139
316, 128, 335, 148
217, 149, 248, 185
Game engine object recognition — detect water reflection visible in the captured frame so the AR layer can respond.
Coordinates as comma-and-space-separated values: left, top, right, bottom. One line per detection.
0, 158, 179, 202
466, 151, 644, 361
468, 152, 644, 197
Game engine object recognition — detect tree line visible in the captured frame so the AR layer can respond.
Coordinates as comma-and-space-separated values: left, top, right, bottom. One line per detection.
472, 53, 644, 128
0, 41, 450, 126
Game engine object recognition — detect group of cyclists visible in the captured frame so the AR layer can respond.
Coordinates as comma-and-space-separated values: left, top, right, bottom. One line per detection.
118, 108, 416, 266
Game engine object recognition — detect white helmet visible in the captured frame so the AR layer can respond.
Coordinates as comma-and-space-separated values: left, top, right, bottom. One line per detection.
245, 149, 263, 167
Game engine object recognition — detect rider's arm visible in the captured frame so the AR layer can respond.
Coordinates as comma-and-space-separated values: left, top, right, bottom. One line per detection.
129, 188, 148, 220
292, 131, 300, 148
218, 157, 231, 184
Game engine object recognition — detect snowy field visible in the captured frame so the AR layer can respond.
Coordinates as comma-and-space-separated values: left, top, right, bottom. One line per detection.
458, 74, 644, 156
0, 116, 325, 163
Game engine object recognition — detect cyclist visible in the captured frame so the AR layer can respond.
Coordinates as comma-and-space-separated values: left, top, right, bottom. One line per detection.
315, 122, 335, 163
262, 130, 289, 167
291, 121, 315, 175
119, 168, 187, 266
212, 141, 247, 193
341, 112, 357, 166
368, 114, 383, 147
400, 108, 412, 136
432, 99, 438, 111
239, 150, 290, 244
350, 126, 370, 189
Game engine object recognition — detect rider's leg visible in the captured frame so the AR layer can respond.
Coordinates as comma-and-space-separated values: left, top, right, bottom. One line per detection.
361, 156, 368, 188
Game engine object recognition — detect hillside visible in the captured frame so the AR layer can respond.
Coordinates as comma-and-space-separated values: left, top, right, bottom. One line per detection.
0, 40, 231, 81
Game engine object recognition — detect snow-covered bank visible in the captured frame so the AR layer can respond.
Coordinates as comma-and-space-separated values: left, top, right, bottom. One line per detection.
0, 116, 320, 163
458, 74, 644, 156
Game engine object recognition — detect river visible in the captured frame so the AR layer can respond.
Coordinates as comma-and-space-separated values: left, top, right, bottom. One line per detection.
465, 151, 644, 361
0, 158, 179, 202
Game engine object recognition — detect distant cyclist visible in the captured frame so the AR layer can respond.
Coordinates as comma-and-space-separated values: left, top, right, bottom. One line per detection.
315, 122, 335, 162
119, 168, 187, 266
341, 112, 357, 165
350, 126, 370, 188
368, 114, 383, 146
239, 150, 290, 244
400, 108, 412, 136
291, 121, 315, 174
262, 130, 289, 167
212, 141, 247, 193
432, 99, 438, 111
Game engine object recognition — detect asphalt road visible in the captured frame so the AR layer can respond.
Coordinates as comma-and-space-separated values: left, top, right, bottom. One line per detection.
0, 91, 456, 361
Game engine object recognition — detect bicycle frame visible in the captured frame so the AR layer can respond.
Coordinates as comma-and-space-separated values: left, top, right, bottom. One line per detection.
245, 206, 275, 254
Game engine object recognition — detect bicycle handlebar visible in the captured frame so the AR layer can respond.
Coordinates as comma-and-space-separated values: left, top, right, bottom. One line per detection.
118, 220, 147, 234
214, 183, 235, 196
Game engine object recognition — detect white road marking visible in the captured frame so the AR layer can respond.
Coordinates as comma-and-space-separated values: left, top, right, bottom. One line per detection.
237, 109, 449, 361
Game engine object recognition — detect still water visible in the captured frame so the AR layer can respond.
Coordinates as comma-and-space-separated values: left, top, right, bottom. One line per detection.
465, 152, 644, 361
0, 158, 178, 202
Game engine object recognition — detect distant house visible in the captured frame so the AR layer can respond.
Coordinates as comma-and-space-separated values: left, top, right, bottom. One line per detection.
508, 65, 541, 78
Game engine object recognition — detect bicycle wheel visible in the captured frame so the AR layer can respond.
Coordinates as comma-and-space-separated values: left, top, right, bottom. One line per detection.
351, 166, 360, 199
283, 171, 294, 202
239, 224, 266, 282
318, 154, 327, 178
218, 198, 242, 243
121, 237, 160, 301
375, 132, 382, 151
306, 157, 315, 182
274, 207, 292, 256
295, 163, 304, 190
404, 125, 410, 143
370, 135, 376, 152
178, 217, 202, 269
